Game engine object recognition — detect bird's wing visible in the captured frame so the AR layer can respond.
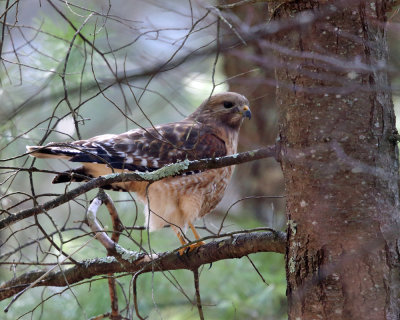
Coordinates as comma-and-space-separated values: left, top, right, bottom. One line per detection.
33, 121, 227, 173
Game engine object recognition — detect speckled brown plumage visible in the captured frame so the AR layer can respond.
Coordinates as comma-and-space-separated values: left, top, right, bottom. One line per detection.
27, 92, 251, 248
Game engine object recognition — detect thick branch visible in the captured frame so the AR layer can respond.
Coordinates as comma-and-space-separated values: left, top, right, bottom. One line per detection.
0, 146, 276, 230
0, 230, 285, 301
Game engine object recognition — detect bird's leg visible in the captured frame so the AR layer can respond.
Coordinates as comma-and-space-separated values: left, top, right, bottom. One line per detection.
187, 222, 206, 251
189, 222, 205, 244
173, 227, 187, 246
172, 224, 205, 255
172, 226, 189, 255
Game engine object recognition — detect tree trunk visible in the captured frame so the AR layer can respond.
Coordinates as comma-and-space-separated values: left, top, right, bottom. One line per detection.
271, 1, 400, 319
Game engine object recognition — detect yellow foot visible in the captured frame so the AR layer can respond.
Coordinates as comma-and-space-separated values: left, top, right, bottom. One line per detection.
178, 241, 206, 255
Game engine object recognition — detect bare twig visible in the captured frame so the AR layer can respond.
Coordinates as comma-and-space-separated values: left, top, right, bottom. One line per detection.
193, 268, 204, 320
246, 256, 268, 285
99, 190, 123, 319
2, 236, 97, 311
214, 0, 257, 10
132, 271, 146, 320
86, 197, 114, 250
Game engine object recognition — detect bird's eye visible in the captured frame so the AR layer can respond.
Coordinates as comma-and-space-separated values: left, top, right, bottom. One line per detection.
223, 101, 234, 109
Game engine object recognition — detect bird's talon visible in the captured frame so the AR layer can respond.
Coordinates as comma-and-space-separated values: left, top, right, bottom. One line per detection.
177, 241, 206, 256
177, 247, 189, 256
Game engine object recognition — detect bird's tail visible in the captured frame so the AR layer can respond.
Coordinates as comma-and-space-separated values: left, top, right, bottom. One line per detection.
26, 145, 80, 159
52, 167, 92, 184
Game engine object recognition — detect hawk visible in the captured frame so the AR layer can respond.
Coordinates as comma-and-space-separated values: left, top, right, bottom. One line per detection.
27, 92, 251, 254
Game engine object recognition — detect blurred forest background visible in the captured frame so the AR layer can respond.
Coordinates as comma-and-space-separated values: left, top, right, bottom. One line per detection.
1, 0, 400, 319
0, 1, 285, 319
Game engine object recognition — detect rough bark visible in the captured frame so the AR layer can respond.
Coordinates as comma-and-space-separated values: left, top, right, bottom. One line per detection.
0, 230, 286, 301
271, 1, 400, 319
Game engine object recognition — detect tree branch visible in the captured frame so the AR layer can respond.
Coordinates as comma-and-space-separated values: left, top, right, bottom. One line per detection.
193, 268, 204, 320
0, 230, 286, 301
0, 146, 277, 230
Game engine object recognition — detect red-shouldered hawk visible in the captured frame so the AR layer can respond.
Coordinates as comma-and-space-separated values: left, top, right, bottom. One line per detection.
27, 92, 251, 254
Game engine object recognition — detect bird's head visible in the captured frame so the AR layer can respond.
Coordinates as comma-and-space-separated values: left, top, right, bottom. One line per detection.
189, 92, 251, 129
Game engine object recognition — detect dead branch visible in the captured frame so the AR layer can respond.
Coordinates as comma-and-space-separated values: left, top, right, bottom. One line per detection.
0, 230, 286, 301
86, 196, 115, 250
86, 189, 123, 319
193, 268, 204, 320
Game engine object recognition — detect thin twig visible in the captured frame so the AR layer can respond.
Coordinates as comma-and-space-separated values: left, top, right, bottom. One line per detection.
94, 190, 121, 319
132, 271, 147, 320
86, 197, 115, 250
193, 268, 204, 320
246, 255, 268, 285
3, 236, 97, 312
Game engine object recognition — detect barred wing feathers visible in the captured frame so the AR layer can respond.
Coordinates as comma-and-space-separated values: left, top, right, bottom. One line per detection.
27, 121, 226, 185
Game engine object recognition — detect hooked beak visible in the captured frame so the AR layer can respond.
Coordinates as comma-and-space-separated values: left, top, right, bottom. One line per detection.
242, 105, 252, 120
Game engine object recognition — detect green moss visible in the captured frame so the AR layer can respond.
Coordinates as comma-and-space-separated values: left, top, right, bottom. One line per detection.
287, 219, 297, 236
140, 159, 190, 180
115, 243, 141, 262
288, 256, 296, 273
82, 256, 116, 268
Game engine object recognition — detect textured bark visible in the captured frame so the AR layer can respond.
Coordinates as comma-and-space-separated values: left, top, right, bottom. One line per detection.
0, 230, 286, 301
271, 1, 400, 319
